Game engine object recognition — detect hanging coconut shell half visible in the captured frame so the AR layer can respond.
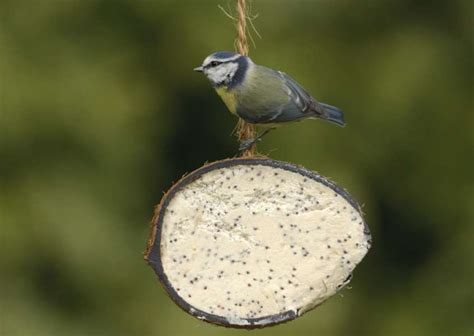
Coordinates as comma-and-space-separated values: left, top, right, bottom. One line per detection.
145, 158, 371, 328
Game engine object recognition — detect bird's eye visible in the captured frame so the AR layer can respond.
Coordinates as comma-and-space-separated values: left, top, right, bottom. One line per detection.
210, 61, 220, 67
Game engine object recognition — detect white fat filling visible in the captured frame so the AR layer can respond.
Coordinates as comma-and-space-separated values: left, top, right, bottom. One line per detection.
160, 164, 370, 324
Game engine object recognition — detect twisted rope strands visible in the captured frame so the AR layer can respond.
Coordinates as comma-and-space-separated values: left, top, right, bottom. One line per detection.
235, 0, 256, 156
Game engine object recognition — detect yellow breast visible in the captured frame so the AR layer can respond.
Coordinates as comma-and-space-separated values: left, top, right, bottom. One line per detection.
215, 87, 237, 115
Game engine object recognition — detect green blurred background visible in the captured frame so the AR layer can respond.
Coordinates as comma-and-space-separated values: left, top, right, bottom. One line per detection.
1, 0, 473, 335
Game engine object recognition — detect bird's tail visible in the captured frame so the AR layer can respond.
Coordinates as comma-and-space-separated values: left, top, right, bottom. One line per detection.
314, 102, 346, 127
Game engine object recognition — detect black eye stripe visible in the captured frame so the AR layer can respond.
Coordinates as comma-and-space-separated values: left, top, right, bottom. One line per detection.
205, 60, 232, 69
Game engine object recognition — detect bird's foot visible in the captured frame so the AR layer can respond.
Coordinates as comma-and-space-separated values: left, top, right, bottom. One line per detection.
238, 128, 276, 152
239, 138, 259, 151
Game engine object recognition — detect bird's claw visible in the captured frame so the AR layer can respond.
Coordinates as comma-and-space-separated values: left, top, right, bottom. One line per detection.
239, 138, 259, 151
238, 128, 276, 152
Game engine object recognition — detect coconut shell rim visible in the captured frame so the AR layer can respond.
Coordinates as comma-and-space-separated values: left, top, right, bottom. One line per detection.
144, 157, 370, 329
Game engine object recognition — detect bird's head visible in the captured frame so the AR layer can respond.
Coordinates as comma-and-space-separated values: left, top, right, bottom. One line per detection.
194, 51, 250, 87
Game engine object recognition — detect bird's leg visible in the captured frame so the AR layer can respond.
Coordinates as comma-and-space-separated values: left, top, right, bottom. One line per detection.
238, 128, 275, 151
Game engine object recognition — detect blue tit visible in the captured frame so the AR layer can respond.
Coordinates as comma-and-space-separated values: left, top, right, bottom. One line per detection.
194, 51, 345, 150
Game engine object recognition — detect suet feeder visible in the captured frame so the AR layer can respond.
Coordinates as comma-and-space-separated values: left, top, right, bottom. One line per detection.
144, 0, 371, 329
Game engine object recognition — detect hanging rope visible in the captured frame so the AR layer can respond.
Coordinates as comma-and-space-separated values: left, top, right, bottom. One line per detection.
236, 0, 249, 56
235, 0, 257, 157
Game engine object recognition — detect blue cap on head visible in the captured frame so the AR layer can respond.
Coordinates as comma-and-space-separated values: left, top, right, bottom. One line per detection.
210, 51, 241, 60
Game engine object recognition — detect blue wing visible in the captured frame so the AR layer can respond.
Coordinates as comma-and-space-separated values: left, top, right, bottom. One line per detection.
235, 66, 345, 126
273, 71, 345, 126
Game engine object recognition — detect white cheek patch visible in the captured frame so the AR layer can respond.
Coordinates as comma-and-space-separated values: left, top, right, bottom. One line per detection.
206, 62, 239, 85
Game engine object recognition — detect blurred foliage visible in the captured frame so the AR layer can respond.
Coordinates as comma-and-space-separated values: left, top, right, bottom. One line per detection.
1, 0, 473, 335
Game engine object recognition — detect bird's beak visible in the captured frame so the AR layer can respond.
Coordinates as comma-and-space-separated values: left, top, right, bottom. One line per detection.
193, 66, 204, 72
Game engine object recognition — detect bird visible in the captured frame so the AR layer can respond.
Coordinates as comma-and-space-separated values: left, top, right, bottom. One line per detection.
194, 51, 345, 150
